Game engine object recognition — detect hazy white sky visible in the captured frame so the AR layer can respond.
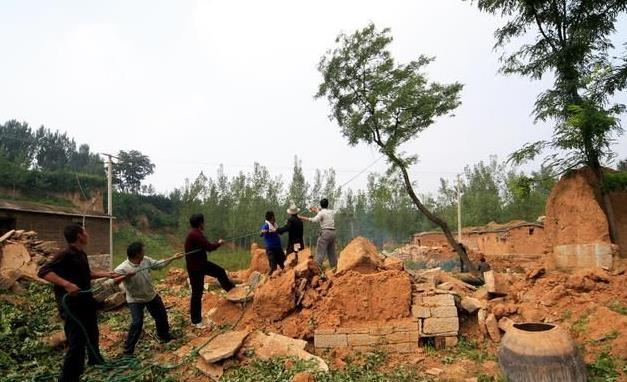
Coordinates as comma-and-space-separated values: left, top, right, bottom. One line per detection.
1, 0, 626, 196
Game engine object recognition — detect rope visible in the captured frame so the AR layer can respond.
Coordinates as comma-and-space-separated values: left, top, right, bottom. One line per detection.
58, 247, 253, 382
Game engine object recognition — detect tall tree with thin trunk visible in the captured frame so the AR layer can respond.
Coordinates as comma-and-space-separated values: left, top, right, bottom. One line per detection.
316, 23, 474, 271
472, 0, 627, 244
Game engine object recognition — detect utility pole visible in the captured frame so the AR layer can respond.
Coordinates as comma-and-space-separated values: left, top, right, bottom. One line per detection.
103, 153, 117, 270
457, 175, 462, 243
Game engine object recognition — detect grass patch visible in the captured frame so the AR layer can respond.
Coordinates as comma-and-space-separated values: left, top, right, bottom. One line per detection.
587, 352, 621, 382
209, 248, 252, 272
222, 352, 420, 382
571, 311, 590, 335
607, 300, 627, 316
450, 337, 496, 363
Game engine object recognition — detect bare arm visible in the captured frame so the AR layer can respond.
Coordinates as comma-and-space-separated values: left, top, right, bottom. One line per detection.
91, 270, 117, 279
40, 271, 81, 296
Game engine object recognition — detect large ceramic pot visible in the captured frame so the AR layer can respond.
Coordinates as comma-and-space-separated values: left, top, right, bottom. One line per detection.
498, 322, 586, 382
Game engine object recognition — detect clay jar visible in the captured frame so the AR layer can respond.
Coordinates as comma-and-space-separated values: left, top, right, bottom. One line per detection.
498, 323, 586, 382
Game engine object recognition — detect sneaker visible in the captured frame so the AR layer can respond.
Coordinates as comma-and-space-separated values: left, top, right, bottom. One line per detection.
191, 322, 208, 329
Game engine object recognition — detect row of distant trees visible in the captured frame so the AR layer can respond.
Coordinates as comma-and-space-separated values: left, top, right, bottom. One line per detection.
0, 120, 155, 196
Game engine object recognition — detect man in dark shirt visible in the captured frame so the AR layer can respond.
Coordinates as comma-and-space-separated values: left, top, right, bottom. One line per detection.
277, 202, 304, 256
38, 224, 118, 382
184, 213, 235, 329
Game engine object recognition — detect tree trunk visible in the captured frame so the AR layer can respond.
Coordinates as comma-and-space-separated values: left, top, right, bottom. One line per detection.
387, 153, 477, 273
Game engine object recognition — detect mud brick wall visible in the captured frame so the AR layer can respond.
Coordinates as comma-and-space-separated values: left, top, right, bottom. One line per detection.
0, 210, 111, 255
412, 293, 460, 338
314, 320, 420, 353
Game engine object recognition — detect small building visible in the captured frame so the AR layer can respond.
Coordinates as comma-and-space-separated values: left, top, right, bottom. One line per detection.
411, 220, 547, 258
0, 199, 113, 270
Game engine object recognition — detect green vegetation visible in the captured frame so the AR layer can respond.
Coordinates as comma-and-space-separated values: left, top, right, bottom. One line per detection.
571, 312, 590, 335
448, 337, 496, 363
587, 352, 623, 382
0, 283, 64, 382
607, 300, 627, 315
222, 352, 420, 382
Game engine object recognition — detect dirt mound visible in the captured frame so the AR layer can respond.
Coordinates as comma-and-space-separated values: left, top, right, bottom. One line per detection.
252, 269, 297, 322
314, 270, 411, 326
544, 167, 610, 248
336, 236, 383, 274
250, 243, 270, 274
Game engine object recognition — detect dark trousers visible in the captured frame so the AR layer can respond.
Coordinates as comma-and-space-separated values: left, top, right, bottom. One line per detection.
266, 247, 286, 274
286, 240, 304, 256
124, 295, 170, 354
59, 307, 102, 382
188, 261, 235, 324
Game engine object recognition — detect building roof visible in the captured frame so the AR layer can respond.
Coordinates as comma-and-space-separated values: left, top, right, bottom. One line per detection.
0, 199, 113, 219
413, 220, 543, 237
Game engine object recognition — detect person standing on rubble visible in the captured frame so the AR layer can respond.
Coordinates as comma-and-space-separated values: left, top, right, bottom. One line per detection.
277, 201, 304, 256
184, 213, 235, 329
38, 224, 121, 382
301, 198, 337, 268
260, 210, 286, 274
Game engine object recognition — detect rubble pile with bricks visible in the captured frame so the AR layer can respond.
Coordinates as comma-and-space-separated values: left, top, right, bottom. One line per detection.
313, 320, 420, 354
410, 275, 460, 348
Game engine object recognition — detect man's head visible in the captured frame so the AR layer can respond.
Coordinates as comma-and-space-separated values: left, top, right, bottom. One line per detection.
320, 198, 329, 209
127, 241, 145, 264
265, 211, 275, 223
480, 256, 486, 263
190, 213, 205, 229
64, 224, 88, 246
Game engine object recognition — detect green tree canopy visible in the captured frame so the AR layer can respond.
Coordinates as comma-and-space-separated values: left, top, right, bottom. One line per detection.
473, 0, 627, 243
113, 150, 156, 193
316, 23, 474, 271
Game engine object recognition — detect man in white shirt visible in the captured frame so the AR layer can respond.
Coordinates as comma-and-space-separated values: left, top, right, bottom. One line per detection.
301, 198, 337, 268
114, 241, 174, 355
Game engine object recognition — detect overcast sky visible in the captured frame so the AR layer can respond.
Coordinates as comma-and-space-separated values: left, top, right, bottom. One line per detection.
1, 0, 626, 197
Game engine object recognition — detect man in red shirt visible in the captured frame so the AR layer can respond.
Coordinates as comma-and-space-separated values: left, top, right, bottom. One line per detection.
184, 213, 235, 328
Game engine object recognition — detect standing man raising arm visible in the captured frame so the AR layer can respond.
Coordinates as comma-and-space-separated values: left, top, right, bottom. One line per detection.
301, 198, 337, 269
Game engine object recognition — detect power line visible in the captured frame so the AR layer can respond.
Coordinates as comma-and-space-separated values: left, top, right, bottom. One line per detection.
338, 156, 385, 188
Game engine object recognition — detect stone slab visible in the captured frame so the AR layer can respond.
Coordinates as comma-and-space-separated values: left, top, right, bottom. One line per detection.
347, 334, 380, 346
314, 333, 347, 348
422, 317, 459, 335
430, 306, 458, 318
199, 330, 250, 363
422, 294, 455, 307
411, 305, 431, 318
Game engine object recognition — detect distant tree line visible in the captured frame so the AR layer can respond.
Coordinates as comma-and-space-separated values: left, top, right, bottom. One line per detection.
0, 120, 157, 202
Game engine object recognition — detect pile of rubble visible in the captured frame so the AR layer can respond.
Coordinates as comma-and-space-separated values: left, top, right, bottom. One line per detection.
0, 228, 127, 311
0, 229, 57, 291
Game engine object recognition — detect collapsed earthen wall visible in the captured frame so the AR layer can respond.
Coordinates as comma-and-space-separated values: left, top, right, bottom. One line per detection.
470, 226, 547, 257
544, 167, 627, 258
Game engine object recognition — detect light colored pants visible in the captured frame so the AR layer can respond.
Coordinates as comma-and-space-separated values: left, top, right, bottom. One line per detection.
315, 229, 337, 268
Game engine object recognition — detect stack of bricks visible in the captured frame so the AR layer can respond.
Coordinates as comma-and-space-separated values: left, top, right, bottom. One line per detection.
411, 281, 459, 348
314, 320, 420, 353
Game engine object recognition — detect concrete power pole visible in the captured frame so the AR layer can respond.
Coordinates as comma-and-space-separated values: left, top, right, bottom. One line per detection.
103, 153, 116, 269
457, 175, 462, 243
